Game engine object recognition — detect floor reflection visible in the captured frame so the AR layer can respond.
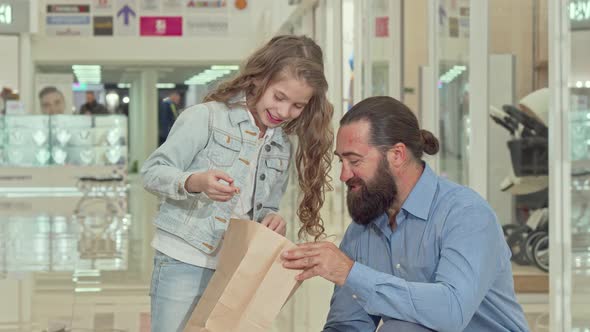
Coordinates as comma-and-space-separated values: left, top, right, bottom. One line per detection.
0, 178, 155, 332
1, 176, 576, 332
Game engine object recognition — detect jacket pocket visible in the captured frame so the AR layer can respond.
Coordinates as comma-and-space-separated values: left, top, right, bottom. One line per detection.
265, 158, 289, 172
207, 131, 241, 167
264, 157, 289, 185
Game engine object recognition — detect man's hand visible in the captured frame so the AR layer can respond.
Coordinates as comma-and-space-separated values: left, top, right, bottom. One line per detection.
281, 242, 354, 286
261, 213, 287, 236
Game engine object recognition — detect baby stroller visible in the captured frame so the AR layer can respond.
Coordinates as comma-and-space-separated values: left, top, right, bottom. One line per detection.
489, 88, 549, 272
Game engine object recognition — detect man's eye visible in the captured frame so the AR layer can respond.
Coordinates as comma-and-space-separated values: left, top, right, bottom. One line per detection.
350, 160, 360, 166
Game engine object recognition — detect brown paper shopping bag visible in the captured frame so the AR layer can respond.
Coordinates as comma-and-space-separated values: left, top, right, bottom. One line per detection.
184, 219, 301, 332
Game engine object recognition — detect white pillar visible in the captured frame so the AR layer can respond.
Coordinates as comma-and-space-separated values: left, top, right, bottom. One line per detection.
468, 0, 489, 198
389, 0, 403, 100
129, 76, 142, 171
548, 0, 571, 331
18, 32, 33, 113
352, 0, 363, 102
139, 69, 159, 164
425, 0, 441, 173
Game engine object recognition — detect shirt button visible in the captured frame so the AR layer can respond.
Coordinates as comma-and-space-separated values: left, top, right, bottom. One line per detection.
265, 144, 271, 152
260, 173, 266, 181
352, 294, 358, 299
395, 263, 401, 269
256, 203, 263, 210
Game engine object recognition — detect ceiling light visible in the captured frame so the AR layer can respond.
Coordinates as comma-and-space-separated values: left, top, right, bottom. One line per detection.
576, 81, 584, 88
72, 65, 101, 70
211, 65, 239, 70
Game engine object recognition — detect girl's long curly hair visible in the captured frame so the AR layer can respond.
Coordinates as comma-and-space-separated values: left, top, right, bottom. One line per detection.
204, 35, 333, 240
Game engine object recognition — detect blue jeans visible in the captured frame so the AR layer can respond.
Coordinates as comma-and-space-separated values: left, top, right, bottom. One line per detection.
150, 251, 215, 332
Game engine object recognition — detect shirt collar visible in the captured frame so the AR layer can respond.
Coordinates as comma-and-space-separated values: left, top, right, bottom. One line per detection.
228, 93, 251, 127
400, 163, 438, 221
372, 213, 392, 237
227, 92, 288, 147
246, 110, 275, 140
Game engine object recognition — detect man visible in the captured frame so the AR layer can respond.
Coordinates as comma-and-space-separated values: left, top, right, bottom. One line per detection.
282, 96, 529, 332
39, 86, 66, 115
79, 91, 108, 115
158, 90, 181, 146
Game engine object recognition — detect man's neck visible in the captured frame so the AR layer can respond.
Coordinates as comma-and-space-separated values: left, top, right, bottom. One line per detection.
387, 207, 398, 231
388, 161, 425, 229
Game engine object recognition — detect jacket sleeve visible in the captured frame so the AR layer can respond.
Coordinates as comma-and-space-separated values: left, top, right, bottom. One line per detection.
141, 104, 211, 200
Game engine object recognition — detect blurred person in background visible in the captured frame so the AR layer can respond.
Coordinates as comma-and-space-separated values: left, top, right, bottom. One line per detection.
39, 86, 65, 115
158, 90, 181, 146
79, 91, 108, 115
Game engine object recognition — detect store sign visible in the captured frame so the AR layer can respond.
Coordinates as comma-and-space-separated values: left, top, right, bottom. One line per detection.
46, 15, 91, 36
0, 3, 12, 25
375, 16, 388, 37
140, 16, 182, 36
5, 100, 25, 115
46, 4, 90, 13
571, 0, 590, 21
94, 16, 113, 36
185, 16, 228, 36
0, 0, 30, 33
93, 0, 113, 12
571, 0, 590, 30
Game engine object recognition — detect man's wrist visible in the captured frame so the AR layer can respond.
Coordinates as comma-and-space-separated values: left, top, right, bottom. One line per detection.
337, 258, 355, 286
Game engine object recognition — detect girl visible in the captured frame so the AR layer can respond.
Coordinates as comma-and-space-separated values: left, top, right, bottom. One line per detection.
141, 35, 334, 331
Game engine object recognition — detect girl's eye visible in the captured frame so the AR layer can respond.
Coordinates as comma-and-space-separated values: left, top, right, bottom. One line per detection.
274, 95, 283, 101
294, 104, 305, 109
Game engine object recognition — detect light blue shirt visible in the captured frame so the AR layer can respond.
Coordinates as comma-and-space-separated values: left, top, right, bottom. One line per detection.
324, 164, 529, 332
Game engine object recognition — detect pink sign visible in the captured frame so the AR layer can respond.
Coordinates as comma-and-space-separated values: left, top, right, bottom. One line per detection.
375, 16, 389, 37
140, 16, 182, 36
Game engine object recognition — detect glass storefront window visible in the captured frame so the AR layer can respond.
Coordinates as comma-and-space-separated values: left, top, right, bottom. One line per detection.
486, 0, 550, 268
569, 0, 590, 327
438, 0, 470, 183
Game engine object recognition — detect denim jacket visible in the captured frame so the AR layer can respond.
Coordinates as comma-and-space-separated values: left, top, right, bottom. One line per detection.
141, 100, 291, 254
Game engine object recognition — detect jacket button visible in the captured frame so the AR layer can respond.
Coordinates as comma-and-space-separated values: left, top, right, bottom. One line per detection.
265, 144, 271, 152
256, 203, 262, 210
260, 173, 266, 181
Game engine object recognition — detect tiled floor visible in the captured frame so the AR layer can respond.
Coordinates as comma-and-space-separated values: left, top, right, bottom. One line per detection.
0, 175, 579, 332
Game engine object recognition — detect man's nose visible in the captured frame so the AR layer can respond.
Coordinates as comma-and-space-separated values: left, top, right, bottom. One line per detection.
340, 164, 353, 183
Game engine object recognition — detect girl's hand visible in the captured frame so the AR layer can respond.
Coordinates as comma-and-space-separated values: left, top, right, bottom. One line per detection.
185, 170, 239, 202
261, 213, 287, 236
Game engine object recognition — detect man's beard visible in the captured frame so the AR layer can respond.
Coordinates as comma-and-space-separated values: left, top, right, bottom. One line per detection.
346, 156, 398, 225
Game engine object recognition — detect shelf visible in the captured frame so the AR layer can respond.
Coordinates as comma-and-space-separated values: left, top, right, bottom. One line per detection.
512, 263, 549, 293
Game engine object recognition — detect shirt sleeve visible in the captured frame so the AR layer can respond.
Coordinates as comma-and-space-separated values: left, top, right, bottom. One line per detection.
343, 204, 505, 332
323, 226, 381, 332
140, 104, 211, 201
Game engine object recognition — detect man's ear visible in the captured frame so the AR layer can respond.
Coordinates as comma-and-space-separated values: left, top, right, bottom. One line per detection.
386, 143, 407, 168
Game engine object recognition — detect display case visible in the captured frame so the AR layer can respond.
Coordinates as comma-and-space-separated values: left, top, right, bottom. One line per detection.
0, 190, 129, 273
0, 114, 127, 167
0, 114, 127, 189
